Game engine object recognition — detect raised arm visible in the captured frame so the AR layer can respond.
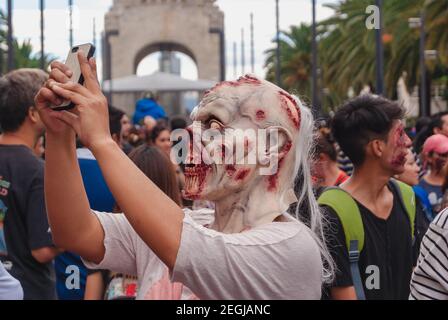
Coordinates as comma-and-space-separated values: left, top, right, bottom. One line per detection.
47, 53, 184, 269
34, 63, 105, 263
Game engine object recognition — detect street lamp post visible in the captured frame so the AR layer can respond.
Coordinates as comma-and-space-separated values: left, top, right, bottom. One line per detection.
275, 0, 281, 86
233, 42, 237, 78
311, 0, 319, 117
93, 18, 97, 50
375, 0, 384, 96
250, 13, 255, 74
241, 28, 245, 75
69, 0, 73, 48
0, 44, 6, 75
419, 11, 427, 117
7, 0, 14, 72
40, 0, 45, 70
409, 11, 429, 117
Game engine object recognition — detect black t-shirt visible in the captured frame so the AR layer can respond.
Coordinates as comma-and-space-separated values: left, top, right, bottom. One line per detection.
322, 182, 420, 300
0, 145, 56, 300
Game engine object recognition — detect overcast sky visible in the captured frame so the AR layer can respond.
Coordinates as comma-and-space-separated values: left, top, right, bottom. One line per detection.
0, 0, 336, 80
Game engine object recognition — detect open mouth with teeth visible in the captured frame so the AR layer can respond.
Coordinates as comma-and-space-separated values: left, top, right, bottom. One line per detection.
183, 164, 212, 200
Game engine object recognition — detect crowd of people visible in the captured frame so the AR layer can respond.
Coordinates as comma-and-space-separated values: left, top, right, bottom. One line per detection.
0, 55, 447, 300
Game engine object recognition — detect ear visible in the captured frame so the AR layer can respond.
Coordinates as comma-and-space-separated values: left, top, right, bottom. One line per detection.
368, 139, 385, 159
28, 106, 41, 124
259, 126, 292, 166
434, 127, 441, 135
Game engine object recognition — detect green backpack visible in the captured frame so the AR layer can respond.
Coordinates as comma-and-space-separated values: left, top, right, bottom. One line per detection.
317, 179, 416, 300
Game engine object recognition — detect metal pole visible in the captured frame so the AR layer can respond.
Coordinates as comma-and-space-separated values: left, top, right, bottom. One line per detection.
241, 28, 245, 75
375, 0, 384, 95
0, 47, 3, 75
250, 13, 255, 74
420, 10, 427, 117
7, 0, 14, 72
106, 33, 112, 105
233, 42, 237, 78
275, 0, 281, 86
220, 30, 226, 81
69, 0, 73, 48
40, 0, 45, 70
311, 0, 319, 116
93, 18, 96, 49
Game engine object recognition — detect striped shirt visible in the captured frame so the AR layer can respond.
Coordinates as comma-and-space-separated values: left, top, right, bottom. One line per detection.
410, 208, 448, 300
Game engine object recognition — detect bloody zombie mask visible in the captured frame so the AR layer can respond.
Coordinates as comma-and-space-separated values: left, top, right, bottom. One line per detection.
180, 75, 302, 202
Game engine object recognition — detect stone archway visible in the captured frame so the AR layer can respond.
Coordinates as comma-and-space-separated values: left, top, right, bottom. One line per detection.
133, 42, 197, 75
103, 0, 224, 82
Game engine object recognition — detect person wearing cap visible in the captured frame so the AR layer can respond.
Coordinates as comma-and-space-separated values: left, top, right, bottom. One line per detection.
418, 134, 448, 214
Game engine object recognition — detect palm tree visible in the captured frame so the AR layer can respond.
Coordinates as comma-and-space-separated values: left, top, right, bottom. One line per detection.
425, 0, 448, 66
319, 0, 418, 101
265, 24, 312, 98
266, 0, 447, 111
0, 9, 53, 74
13, 39, 53, 70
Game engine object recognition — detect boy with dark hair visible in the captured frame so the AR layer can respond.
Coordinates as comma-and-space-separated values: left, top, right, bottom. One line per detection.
0, 69, 61, 299
320, 95, 419, 300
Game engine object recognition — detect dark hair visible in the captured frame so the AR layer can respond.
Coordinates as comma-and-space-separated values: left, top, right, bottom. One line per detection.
414, 112, 448, 154
314, 130, 337, 162
150, 122, 170, 144
0, 69, 48, 133
109, 106, 125, 137
331, 95, 405, 167
170, 116, 188, 131
431, 112, 448, 132
128, 145, 182, 206
415, 117, 432, 135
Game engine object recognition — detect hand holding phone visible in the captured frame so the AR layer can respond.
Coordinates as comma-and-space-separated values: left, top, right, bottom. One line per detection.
52, 43, 96, 111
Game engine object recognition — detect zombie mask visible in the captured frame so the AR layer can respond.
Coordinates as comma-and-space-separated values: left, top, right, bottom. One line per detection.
179, 75, 302, 203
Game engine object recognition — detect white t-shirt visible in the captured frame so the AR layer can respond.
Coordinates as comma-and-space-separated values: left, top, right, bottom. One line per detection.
83, 208, 323, 300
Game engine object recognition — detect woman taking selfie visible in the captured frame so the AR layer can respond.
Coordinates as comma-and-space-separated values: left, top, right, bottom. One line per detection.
34, 52, 332, 299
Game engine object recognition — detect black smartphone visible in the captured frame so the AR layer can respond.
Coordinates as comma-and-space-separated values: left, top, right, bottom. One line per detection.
52, 43, 96, 111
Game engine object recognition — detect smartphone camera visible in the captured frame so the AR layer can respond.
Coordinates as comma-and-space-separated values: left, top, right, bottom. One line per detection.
72, 46, 79, 53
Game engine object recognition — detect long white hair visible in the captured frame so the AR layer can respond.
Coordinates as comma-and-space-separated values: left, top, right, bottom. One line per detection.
291, 97, 335, 284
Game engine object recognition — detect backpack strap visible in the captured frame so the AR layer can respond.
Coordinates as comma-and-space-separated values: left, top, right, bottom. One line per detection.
390, 179, 416, 240
318, 188, 366, 300
348, 240, 366, 300
318, 188, 365, 251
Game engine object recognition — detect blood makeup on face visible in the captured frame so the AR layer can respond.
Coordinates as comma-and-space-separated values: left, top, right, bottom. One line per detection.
390, 123, 408, 167
267, 141, 292, 192
256, 110, 266, 121
434, 156, 448, 173
278, 91, 301, 130
204, 75, 262, 97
